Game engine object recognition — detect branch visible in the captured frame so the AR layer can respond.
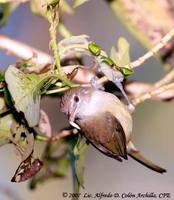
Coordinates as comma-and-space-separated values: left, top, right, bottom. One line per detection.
36, 129, 72, 142
2, 33, 174, 103
125, 28, 174, 69
0, 33, 52, 65
126, 81, 174, 105
154, 68, 174, 88
126, 66, 174, 105
132, 83, 174, 106
0, 33, 94, 83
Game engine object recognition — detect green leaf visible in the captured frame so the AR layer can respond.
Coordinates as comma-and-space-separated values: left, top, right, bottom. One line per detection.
110, 37, 133, 76
117, 37, 130, 66
59, 34, 89, 49
88, 42, 102, 56
0, 115, 12, 146
0, 119, 13, 146
30, 0, 47, 18
0, 97, 14, 146
73, 0, 89, 8
0, 3, 10, 27
121, 67, 134, 76
73, 134, 88, 188
0, 2, 19, 27
5, 65, 42, 127
0, 70, 4, 81
61, 0, 74, 15
3, 86, 14, 107
101, 56, 115, 66
110, 45, 119, 64
10, 122, 35, 162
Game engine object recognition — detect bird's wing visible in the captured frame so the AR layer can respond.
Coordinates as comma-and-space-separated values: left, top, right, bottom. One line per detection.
76, 111, 127, 160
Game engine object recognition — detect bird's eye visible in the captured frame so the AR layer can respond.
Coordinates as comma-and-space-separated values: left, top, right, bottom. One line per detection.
74, 95, 79, 102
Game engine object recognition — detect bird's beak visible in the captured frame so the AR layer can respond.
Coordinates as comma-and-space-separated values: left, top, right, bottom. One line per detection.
68, 109, 81, 130
69, 121, 81, 130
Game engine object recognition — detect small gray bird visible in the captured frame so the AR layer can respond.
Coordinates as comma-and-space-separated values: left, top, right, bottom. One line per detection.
60, 87, 166, 173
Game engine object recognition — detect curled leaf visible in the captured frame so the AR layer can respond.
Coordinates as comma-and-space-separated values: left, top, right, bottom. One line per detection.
0, 113, 13, 146
88, 42, 101, 56
73, 0, 89, 8
73, 134, 88, 188
30, 139, 69, 189
0, 97, 13, 146
5, 65, 41, 127
11, 154, 43, 182
121, 67, 134, 76
117, 37, 130, 66
58, 35, 89, 49
0, 3, 10, 27
11, 122, 35, 161
0, 2, 19, 27
101, 56, 115, 66
0, 70, 4, 81
110, 37, 131, 67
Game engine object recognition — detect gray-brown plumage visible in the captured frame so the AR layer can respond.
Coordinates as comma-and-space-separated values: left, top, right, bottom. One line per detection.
60, 87, 166, 173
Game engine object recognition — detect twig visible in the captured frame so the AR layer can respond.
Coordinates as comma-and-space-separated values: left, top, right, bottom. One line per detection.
0, 33, 52, 65
126, 81, 174, 101
46, 1, 62, 74
128, 64, 174, 105
2, 32, 174, 102
0, 34, 95, 83
36, 130, 72, 142
132, 82, 174, 105
154, 68, 174, 88
125, 28, 174, 69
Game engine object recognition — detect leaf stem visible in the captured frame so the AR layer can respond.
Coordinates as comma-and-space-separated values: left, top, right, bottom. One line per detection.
47, 3, 61, 74
46, 83, 80, 95
46, 1, 73, 86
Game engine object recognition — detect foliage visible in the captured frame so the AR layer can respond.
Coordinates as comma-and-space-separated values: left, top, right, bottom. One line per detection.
0, 0, 174, 199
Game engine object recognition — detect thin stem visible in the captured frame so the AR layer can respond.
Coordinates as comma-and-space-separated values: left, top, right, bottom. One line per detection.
154, 68, 174, 88
47, 3, 62, 74
2, 30, 174, 102
46, 2, 74, 87
46, 84, 80, 95
0, 33, 95, 84
126, 28, 174, 69
132, 82, 174, 105
36, 130, 72, 142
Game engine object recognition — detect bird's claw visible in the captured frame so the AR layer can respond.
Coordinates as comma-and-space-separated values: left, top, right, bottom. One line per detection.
90, 76, 105, 91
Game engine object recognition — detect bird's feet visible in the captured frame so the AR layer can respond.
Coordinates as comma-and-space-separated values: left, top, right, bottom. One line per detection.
90, 76, 105, 91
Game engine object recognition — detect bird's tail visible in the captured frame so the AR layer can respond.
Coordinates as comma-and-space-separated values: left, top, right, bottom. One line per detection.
127, 142, 166, 174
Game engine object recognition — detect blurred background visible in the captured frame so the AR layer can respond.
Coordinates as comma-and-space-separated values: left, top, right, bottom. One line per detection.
0, 0, 174, 199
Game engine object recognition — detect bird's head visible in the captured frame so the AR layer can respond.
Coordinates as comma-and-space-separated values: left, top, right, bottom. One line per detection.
60, 87, 93, 125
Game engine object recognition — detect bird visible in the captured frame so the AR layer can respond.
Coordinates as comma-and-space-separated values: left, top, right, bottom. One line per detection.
60, 87, 166, 173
